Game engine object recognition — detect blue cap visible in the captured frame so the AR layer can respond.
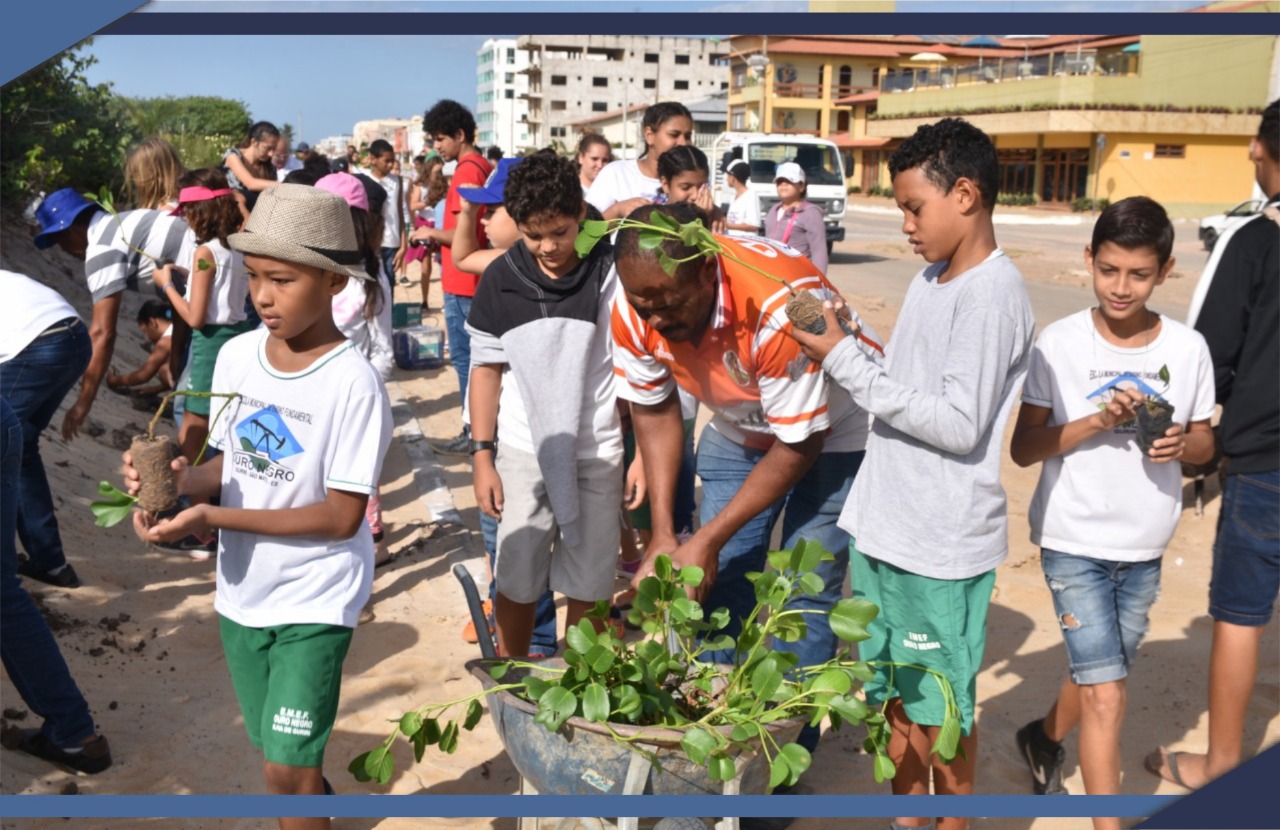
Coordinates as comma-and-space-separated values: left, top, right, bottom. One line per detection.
457, 157, 522, 206
33, 188, 98, 250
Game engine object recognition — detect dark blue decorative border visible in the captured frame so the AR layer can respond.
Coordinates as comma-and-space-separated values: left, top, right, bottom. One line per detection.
0, 793, 1175, 818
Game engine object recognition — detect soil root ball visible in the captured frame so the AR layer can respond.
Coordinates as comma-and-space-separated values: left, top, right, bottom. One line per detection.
1135, 400, 1176, 456
130, 435, 179, 513
785, 290, 856, 337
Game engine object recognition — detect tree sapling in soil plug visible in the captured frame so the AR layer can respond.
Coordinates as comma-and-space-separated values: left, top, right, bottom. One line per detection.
1134, 364, 1175, 456
89, 389, 238, 526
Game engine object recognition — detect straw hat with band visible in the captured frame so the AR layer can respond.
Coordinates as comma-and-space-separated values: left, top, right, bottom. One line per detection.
228, 183, 371, 282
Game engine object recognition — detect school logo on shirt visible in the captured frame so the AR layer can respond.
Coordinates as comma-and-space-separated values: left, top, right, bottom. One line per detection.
233, 405, 304, 482
723, 350, 751, 387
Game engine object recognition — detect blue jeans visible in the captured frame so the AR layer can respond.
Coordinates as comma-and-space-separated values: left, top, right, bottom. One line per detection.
482, 512, 557, 656
379, 246, 399, 296
1041, 549, 1162, 685
443, 292, 473, 423
696, 426, 861, 665
1, 397, 96, 748
1210, 470, 1280, 627
695, 425, 862, 749
0, 319, 92, 572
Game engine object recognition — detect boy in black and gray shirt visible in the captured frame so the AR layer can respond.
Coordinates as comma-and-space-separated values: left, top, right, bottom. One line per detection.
466, 152, 623, 658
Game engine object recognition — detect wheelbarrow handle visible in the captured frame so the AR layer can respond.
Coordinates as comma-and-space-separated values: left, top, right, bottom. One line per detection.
452, 563, 498, 660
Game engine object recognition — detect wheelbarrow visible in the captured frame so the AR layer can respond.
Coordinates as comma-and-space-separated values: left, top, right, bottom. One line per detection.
451, 564, 803, 830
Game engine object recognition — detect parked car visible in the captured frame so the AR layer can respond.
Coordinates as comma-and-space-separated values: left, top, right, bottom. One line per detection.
1199, 199, 1263, 251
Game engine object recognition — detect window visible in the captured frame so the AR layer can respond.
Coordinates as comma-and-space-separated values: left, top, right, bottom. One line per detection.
504, 73, 514, 84
674, 80, 689, 91
551, 75, 567, 86
593, 76, 608, 87
505, 89, 514, 99
721, 81, 729, 90
675, 54, 690, 65
839, 64, 852, 87
506, 48, 515, 64
551, 100, 567, 111
592, 101, 608, 112
1154, 144, 1186, 158
551, 126, 566, 138
645, 53, 659, 63
643, 78, 656, 89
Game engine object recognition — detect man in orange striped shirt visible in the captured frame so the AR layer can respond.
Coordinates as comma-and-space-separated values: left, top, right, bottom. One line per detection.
612, 203, 881, 756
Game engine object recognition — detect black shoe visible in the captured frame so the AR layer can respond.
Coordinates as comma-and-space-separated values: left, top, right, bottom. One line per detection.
153, 533, 217, 559
16, 729, 112, 775
428, 432, 471, 457
16, 560, 81, 589
1016, 718, 1068, 795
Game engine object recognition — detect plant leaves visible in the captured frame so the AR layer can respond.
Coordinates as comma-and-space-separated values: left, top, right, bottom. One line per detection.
873, 752, 896, 784
796, 539, 831, 573
933, 714, 962, 762
537, 686, 578, 731
681, 728, 718, 765
670, 596, 703, 623
653, 554, 673, 582
399, 711, 423, 737
364, 745, 395, 785
489, 662, 509, 680
197, 258, 212, 271
778, 743, 811, 781
582, 683, 610, 723
676, 565, 705, 587
90, 481, 138, 527
463, 699, 484, 731
584, 643, 615, 674
750, 655, 783, 703
829, 598, 879, 643
648, 210, 679, 231
565, 618, 595, 654
711, 753, 736, 782
798, 572, 825, 595
438, 720, 459, 754
1158, 364, 1170, 385
348, 751, 373, 782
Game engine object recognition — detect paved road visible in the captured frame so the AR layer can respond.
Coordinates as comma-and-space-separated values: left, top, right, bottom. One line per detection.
825, 207, 1209, 330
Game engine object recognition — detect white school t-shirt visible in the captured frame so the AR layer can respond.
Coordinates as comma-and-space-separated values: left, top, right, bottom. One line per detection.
726, 190, 762, 234
0, 271, 80, 363
1023, 309, 1217, 562
586, 159, 660, 215
209, 329, 393, 628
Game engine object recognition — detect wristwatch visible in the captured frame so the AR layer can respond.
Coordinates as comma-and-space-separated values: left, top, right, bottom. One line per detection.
468, 440, 498, 456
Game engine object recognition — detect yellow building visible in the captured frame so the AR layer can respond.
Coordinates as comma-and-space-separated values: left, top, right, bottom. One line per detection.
727, 34, 1276, 215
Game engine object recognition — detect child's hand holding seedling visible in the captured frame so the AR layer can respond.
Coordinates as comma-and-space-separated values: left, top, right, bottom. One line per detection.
1144, 422, 1187, 464
1095, 386, 1144, 431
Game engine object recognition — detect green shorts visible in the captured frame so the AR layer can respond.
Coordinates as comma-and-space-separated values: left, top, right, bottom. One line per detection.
851, 542, 995, 735
185, 321, 252, 415
219, 615, 353, 768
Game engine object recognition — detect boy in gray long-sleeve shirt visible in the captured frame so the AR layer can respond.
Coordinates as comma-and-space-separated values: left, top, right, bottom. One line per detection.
792, 118, 1034, 830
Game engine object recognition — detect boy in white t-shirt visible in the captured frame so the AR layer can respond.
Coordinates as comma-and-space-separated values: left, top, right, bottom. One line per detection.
1009, 197, 1216, 828
124, 184, 391, 826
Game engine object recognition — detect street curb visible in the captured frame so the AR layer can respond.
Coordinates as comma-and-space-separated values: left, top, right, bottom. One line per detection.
387, 382, 463, 527
848, 202, 1086, 226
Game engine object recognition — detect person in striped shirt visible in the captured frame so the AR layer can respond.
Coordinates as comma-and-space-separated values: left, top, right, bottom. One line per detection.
32, 188, 189, 441
612, 201, 881, 756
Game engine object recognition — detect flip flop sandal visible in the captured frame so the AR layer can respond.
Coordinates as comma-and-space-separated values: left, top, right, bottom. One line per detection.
1144, 748, 1193, 789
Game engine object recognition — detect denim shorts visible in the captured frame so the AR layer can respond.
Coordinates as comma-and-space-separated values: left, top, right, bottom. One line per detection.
1041, 549, 1161, 686
1209, 470, 1280, 627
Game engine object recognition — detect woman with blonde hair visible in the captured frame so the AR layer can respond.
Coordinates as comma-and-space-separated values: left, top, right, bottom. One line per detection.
123, 138, 186, 210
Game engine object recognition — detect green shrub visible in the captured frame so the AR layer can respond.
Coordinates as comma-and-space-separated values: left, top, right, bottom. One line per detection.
1071, 197, 1111, 212
848, 185, 862, 194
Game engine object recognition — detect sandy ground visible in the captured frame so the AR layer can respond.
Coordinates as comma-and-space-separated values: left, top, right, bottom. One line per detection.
1, 212, 1276, 830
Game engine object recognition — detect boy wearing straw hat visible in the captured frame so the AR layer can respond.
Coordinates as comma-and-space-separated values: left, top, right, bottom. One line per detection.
123, 184, 392, 821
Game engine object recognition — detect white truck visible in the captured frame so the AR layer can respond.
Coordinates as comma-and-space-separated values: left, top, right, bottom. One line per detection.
710, 131, 847, 253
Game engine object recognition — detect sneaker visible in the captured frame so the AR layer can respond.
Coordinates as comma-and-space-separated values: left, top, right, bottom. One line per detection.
16, 730, 112, 775
16, 560, 80, 589
154, 533, 217, 559
462, 599, 494, 644
429, 431, 471, 457
1016, 718, 1068, 795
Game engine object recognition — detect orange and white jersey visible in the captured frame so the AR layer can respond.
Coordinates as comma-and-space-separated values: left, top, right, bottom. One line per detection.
612, 234, 881, 452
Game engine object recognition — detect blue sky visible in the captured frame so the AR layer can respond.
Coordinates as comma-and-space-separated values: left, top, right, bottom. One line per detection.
83, 0, 1211, 142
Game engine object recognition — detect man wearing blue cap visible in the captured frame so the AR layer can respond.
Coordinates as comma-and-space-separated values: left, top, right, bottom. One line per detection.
31, 188, 188, 440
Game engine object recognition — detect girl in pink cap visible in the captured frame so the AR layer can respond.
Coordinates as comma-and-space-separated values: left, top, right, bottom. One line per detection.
152, 170, 253, 554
